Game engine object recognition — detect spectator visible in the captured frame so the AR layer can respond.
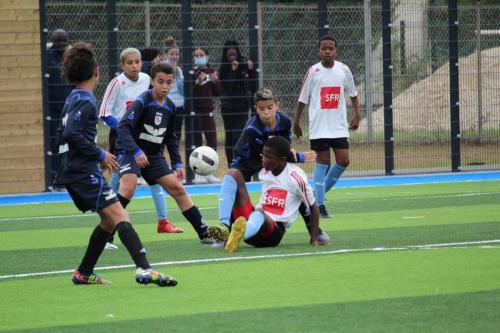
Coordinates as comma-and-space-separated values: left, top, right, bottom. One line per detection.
140, 47, 159, 76
47, 29, 73, 188
192, 47, 220, 183
219, 40, 256, 166
161, 36, 186, 141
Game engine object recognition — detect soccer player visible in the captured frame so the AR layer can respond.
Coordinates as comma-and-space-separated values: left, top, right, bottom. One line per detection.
293, 35, 361, 218
116, 62, 212, 244
100, 48, 181, 248
54, 42, 176, 286
207, 88, 328, 244
219, 136, 328, 252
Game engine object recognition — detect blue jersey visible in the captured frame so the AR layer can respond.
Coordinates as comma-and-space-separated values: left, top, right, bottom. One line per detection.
231, 111, 293, 179
116, 90, 182, 168
54, 89, 105, 184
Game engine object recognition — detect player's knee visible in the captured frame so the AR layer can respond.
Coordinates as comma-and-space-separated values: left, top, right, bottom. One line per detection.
169, 183, 186, 198
339, 159, 350, 168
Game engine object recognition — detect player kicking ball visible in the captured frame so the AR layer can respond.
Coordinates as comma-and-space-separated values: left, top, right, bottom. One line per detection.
115, 62, 212, 244
213, 136, 329, 252
54, 42, 176, 286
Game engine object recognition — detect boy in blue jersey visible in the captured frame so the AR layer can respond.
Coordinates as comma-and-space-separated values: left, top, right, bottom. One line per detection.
115, 63, 211, 244
54, 42, 176, 286
207, 88, 329, 245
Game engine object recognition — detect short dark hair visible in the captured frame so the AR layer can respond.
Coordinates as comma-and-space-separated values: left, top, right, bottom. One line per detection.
254, 88, 276, 104
319, 35, 337, 48
62, 42, 97, 84
150, 62, 175, 79
264, 136, 290, 160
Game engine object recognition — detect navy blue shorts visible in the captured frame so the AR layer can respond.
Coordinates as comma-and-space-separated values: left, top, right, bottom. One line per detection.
118, 152, 174, 185
244, 222, 286, 248
65, 174, 118, 213
231, 158, 261, 181
310, 138, 349, 151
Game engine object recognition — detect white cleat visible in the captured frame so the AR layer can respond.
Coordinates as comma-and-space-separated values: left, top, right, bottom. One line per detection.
104, 242, 119, 250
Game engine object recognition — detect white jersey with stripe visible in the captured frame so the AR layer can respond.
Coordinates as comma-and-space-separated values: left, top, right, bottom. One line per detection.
298, 60, 358, 139
99, 72, 150, 122
256, 163, 315, 227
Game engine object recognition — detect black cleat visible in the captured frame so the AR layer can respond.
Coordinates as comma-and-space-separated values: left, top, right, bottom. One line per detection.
318, 204, 331, 219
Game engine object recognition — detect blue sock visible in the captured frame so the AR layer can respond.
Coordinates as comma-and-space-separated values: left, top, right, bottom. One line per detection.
244, 210, 265, 240
313, 163, 328, 205
150, 184, 167, 220
110, 172, 120, 193
325, 164, 346, 192
218, 175, 237, 227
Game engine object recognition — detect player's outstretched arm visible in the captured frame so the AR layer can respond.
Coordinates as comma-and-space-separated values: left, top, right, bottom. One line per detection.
348, 96, 361, 131
293, 102, 306, 138
290, 149, 316, 163
309, 203, 328, 246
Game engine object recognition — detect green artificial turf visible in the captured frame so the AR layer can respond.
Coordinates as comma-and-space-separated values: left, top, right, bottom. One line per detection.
0, 181, 499, 332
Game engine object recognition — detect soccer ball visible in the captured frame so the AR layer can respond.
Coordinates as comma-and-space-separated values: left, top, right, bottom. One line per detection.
189, 146, 219, 176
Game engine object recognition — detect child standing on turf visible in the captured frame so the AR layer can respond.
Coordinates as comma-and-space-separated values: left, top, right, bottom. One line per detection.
207, 88, 328, 244
116, 62, 213, 244
99, 48, 180, 245
293, 35, 361, 218
54, 42, 176, 286
215, 136, 329, 252
192, 47, 220, 183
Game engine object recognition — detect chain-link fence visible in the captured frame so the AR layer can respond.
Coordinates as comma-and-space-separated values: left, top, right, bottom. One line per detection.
41, 0, 500, 189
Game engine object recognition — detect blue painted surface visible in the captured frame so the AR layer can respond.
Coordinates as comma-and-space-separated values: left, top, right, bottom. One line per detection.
0, 171, 499, 206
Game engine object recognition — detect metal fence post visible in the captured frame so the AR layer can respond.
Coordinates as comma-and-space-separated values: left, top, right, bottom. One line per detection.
39, 0, 51, 191
145, 1, 151, 48
475, 0, 483, 143
364, 0, 374, 143
318, 0, 328, 39
106, 0, 118, 81
382, 0, 394, 175
448, 0, 461, 172
181, 0, 195, 183
249, 0, 260, 92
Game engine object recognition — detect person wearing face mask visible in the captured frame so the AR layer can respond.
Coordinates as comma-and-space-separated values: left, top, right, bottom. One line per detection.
192, 47, 220, 183
218, 40, 257, 167
46, 29, 74, 190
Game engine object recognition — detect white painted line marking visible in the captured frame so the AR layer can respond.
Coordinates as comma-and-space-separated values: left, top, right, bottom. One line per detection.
402, 216, 425, 219
1, 239, 499, 281
1, 191, 498, 223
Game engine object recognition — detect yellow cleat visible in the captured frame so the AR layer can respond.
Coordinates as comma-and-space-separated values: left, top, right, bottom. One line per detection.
225, 217, 247, 253
207, 223, 230, 243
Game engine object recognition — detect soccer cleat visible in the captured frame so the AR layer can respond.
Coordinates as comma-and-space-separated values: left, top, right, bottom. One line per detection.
225, 217, 247, 253
318, 229, 330, 243
318, 204, 331, 219
207, 223, 230, 243
72, 270, 111, 285
135, 268, 177, 287
199, 235, 215, 245
104, 242, 119, 250
157, 219, 184, 233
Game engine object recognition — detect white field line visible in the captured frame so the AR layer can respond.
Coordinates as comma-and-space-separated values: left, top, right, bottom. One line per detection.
1, 191, 498, 223
1, 239, 499, 281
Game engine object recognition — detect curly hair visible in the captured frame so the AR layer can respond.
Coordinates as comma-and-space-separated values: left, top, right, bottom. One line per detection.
61, 42, 97, 84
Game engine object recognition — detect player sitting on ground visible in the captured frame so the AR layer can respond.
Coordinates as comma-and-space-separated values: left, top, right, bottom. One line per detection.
115, 62, 212, 244
207, 88, 329, 244
54, 42, 176, 286
212, 136, 329, 252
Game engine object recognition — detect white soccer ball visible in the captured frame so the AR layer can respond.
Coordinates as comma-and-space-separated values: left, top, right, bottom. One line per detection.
189, 146, 219, 176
